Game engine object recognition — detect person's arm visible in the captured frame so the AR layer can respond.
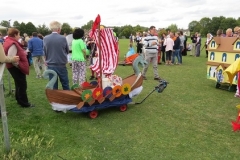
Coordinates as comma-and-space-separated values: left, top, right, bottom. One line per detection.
8, 44, 19, 66
0, 43, 15, 63
143, 37, 149, 47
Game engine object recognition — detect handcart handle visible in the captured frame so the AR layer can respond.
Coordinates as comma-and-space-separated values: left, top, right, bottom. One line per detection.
133, 79, 168, 105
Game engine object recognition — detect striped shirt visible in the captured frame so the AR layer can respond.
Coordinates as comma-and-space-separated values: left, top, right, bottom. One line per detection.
143, 34, 158, 54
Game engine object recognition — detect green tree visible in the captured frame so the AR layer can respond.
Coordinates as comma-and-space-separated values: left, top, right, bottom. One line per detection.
220, 17, 237, 31
25, 22, 37, 36
0, 20, 11, 27
167, 24, 178, 33
13, 21, 20, 29
188, 20, 199, 32
36, 24, 50, 36
119, 26, 133, 39
158, 28, 167, 37
81, 20, 94, 30
199, 17, 211, 36
18, 22, 26, 36
237, 17, 240, 26
209, 17, 221, 35
133, 25, 143, 34
60, 23, 72, 35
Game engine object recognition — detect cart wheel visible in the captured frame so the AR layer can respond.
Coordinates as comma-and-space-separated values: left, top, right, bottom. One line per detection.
89, 110, 98, 119
215, 82, 221, 89
119, 105, 127, 112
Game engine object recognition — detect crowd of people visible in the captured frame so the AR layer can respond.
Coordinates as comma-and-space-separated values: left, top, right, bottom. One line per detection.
0, 21, 97, 110
0, 23, 240, 111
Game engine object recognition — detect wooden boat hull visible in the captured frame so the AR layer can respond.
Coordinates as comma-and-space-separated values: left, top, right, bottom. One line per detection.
45, 74, 143, 105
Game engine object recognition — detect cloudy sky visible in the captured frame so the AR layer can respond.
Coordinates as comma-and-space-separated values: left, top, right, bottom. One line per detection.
0, 0, 239, 29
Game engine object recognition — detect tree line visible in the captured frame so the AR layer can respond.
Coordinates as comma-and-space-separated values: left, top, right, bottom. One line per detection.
188, 16, 240, 36
1, 16, 240, 38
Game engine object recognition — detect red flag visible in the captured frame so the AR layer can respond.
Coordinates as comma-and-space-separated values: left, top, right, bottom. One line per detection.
90, 14, 101, 37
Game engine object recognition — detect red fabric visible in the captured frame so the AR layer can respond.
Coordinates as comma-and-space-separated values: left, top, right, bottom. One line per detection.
90, 14, 101, 37
90, 28, 119, 76
3, 37, 29, 75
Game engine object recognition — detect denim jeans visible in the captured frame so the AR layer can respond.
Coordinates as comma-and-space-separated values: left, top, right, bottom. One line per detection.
172, 49, 180, 64
47, 66, 70, 90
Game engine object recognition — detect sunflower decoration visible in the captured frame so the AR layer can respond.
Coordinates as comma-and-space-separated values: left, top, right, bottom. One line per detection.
112, 85, 122, 97
121, 83, 131, 95
81, 90, 93, 102
93, 88, 103, 100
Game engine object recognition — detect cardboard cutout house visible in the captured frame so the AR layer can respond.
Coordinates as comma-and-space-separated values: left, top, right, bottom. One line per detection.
206, 37, 240, 85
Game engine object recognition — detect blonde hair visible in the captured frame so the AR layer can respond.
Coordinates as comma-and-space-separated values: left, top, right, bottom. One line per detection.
226, 28, 232, 33
49, 21, 62, 32
234, 26, 240, 32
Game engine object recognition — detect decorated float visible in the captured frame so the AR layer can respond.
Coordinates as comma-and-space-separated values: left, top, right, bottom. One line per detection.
43, 15, 168, 118
206, 37, 240, 90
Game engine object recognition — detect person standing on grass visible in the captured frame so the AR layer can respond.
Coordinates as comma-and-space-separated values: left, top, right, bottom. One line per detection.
71, 28, 87, 85
43, 21, 70, 90
160, 33, 167, 64
172, 32, 181, 65
179, 31, 185, 64
164, 32, 174, 65
142, 26, 161, 81
3, 28, 34, 108
190, 33, 197, 56
195, 33, 201, 57
28, 32, 46, 78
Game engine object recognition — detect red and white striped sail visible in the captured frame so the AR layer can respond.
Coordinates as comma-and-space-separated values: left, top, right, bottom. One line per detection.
90, 28, 119, 76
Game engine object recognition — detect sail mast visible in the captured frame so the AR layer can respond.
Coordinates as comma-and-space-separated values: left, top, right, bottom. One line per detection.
98, 21, 102, 89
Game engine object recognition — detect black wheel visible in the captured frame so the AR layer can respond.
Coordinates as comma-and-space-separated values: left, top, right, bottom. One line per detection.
215, 82, 221, 89
119, 105, 127, 112
89, 110, 98, 119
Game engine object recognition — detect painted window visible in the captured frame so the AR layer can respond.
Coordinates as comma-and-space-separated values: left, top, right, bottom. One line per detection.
210, 52, 215, 60
222, 53, 227, 62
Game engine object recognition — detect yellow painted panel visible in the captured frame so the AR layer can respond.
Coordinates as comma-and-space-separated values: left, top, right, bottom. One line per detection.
207, 51, 240, 64
234, 40, 240, 50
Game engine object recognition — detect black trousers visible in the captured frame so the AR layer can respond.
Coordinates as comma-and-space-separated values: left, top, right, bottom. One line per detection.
137, 43, 142, 53
8, 67, 30, 107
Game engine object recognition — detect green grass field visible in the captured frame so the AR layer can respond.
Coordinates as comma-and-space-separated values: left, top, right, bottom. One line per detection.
1, 38, 240, 159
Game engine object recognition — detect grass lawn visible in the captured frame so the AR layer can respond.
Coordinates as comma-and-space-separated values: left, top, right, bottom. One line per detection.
1, 38, 240, 159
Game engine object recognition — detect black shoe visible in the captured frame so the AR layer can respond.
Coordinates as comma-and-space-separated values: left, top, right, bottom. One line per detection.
154, 77, 162, 81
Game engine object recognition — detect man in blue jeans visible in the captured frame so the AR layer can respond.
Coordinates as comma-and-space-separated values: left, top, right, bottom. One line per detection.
43, 21, 70, 90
